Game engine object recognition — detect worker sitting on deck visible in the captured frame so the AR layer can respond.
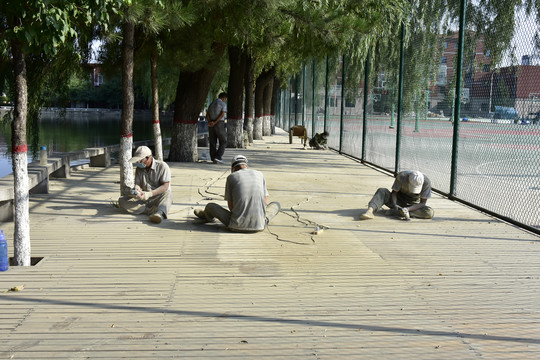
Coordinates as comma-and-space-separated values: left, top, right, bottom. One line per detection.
359, 170, 434, 220
118, 146, 172, 224
193, 155, 280, 232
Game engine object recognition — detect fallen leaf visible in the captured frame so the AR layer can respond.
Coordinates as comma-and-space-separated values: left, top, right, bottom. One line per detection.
9, 285, 24, 292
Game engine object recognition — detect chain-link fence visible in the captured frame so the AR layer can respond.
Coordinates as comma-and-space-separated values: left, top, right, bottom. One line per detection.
276, 3, 540, 233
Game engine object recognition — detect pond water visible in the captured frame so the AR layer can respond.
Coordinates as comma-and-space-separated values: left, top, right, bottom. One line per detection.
0, 109, 173, 178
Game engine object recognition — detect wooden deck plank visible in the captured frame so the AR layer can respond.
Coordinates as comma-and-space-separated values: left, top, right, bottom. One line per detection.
1, 129, 539, 359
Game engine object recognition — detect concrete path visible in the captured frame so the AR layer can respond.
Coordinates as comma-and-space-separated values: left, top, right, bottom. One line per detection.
1, 129, 539, 359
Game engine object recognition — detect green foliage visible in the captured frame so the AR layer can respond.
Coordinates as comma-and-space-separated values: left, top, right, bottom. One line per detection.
1, 0, 124, 57
0, 0, 126, 154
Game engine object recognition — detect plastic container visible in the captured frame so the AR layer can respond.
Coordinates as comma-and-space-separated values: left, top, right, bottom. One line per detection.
0, 230, 8, 271
40, 146, 47, 165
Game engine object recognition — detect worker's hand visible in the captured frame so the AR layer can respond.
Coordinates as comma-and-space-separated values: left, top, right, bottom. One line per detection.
397, 206, 409, 218
208, 120, 215, 128
138, 190, 153, 201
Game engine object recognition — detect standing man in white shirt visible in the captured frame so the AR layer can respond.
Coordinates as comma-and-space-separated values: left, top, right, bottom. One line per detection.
206, 92, 228, 164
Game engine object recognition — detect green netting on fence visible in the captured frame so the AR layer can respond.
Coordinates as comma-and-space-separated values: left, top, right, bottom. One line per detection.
276, 3, 540, 232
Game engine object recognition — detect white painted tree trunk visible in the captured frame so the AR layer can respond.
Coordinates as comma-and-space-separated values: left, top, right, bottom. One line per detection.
226, 118, 244, 149
263, 115, 271, 136
12, 151, 30, 266
270, 115, 275, 134
253, 116, 263, 140
120, 136, 134, 195
153, 122, 163, 161
245, 116, 253, 144
151, 46, 163, 161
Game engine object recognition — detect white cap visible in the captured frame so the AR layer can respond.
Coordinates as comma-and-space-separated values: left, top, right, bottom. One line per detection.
231, 155, 248, 169
129, 146, 152, 163
409, 171, 424, 194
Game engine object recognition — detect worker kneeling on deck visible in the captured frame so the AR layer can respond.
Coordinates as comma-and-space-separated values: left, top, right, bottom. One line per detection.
193, 155, 280, 232
118, 146, 172, 224
359, 170, 434, 220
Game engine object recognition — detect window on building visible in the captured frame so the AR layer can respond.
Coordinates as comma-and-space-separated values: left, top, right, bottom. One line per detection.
441, 57, 447, 64
345, 99, 356, 108
483, 64, 490, 72
437, 65, 447, 85
444, 42, 448, 49
485, 49, 491, 57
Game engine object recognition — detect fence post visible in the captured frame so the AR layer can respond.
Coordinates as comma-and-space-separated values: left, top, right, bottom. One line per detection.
362, 51, 370, 161
425, 90, 429, 121
289, 77, 293, 130
312, 58, 316, 138
302, 65, 306, 127
450, 0, 467, 197
414, 92, 420, 132
276, 89, 280, 128
395, 23, 406, 175
324, 56, 329, 132
390, 102, 395, 128
340, 53, 346, 153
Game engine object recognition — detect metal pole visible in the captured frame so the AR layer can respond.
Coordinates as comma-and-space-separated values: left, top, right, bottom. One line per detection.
289, 77, 293, 130
302, 65, 306, 127
390, 102, 395, 128
312, 58, 316, 138
340, 53, 346, 153
324, 56, 329, 132
488, 71, 494, 114
414, 92, 420, 132
276, 89, 280, 128
395, 23, 406, 175
450, 0, 467, 196
362, 51, 370, 161
295, 74, 299, 126
425, 90, 429, 121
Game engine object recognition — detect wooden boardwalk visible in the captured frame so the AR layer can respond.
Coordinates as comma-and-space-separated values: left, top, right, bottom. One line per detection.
1, 129, 539, 359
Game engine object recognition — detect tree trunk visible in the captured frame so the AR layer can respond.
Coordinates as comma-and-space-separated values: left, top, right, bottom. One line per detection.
169, 71, 213, 162
168, 43, 226, 162
226, 46, 246, 149
254, 68, 275, 139
262, 76, 274, 136
10, 39, 31, 266
253, 76, 264, 140
244, 51, 254, 144
120, 20, 135, 195
151, 43, 163, 161
270, 76, 279, 134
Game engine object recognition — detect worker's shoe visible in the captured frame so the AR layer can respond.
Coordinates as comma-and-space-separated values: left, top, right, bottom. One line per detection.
359, 207, 374, 220
149, 212, 163, 224
194, 209, 211, 222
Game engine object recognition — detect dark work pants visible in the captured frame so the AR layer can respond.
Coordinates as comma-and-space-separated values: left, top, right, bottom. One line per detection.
368, 188, 434, 219
209, 121, 227, 161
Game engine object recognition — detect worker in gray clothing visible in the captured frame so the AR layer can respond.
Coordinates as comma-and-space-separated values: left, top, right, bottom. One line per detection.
194, 155, 280, 232
359, 170, 434, 220
206, 92, 228, 164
